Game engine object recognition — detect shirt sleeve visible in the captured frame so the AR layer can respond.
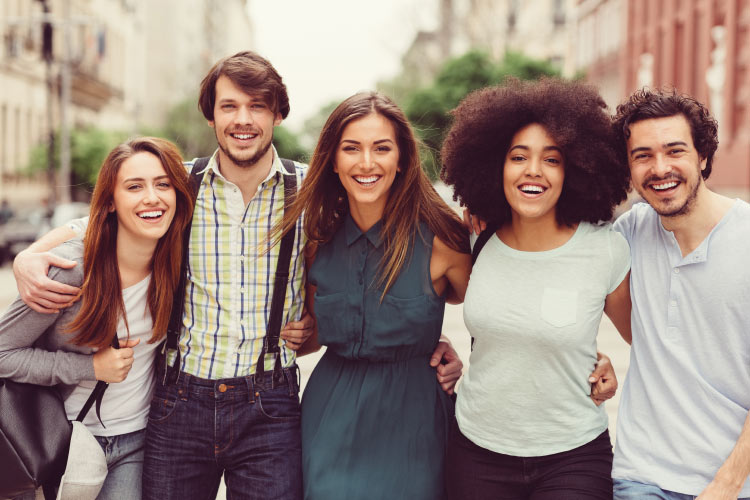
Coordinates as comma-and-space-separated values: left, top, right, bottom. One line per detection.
67, 215, 89, 238
0, 253, 95, 385
607, 226, 632, 294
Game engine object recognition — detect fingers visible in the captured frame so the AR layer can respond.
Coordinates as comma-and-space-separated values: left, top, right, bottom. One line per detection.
284, 339, 304, 351
45, 254, 78, 270
120, 338, 141, 348
429, 341, 449, 367
462, 208, 474, 235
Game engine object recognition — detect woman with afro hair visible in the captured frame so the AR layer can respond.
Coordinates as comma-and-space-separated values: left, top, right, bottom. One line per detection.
441, 78, 632, 499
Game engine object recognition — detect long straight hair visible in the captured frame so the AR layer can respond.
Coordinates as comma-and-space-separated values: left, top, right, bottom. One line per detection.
67, 137, 194, 348
272, 91, 468, 295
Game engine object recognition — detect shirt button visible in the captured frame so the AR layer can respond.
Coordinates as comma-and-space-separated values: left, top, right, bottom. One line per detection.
218, 384, 228, 393
674, 268, 680, 274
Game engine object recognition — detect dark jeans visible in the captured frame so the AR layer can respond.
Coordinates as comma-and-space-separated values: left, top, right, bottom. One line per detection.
142, 366, 302, 500
446, 419, 613, 500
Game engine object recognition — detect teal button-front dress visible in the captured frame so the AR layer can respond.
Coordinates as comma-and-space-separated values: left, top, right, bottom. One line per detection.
301, 216, 453, 499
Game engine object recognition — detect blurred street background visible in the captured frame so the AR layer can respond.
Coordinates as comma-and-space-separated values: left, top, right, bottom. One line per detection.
2, 0, 748, 498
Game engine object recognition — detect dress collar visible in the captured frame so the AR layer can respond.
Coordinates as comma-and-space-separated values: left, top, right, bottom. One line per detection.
344, 214, 384, 248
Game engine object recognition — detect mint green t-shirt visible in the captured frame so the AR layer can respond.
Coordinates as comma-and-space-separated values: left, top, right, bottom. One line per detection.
456, 222, 630, 457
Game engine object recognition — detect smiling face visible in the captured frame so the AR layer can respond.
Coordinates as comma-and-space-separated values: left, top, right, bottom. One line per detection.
111, 151, 176, 245
502, 123, 565, 224
334, 112, 400, 222
209, 75, 282, 169
627, 114, 706, 217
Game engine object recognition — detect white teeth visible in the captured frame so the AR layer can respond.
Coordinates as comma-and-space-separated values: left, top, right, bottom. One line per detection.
232, 133, 254, 140
652, 181, 678, 190
138, 211, 163, 219
355, 176, 379, 184
519, 185, 544, 193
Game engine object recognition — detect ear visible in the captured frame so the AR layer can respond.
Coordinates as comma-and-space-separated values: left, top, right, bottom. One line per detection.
700, 156, 708, 171
208, 120, 215, 129
108, 201, 115, 213
274, 113, 282, 127
333, 161, 338, 174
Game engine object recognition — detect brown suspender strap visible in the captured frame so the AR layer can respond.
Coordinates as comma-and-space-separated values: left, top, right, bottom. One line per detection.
254, 158, 297, 383
162, 157, 209, 385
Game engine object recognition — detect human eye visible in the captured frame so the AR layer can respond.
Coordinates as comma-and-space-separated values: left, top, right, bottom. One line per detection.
545, 156, 562, 165
157, 181, 172, 189
251, 102, 267, 110
375, 145, 391, 153
509, 154, 525, 162
341, 145, 358, 152
668, 148, 686, 156
221, 103, 236, 111
126, 183, 142, 191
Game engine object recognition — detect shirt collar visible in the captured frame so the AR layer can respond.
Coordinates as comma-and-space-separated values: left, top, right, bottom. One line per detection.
344, 214, 384, 248
201, 146, 283, 184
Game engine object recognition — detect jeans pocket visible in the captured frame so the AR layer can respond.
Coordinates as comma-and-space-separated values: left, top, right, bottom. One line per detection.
256, 388, 300, 422
148, 384, 180, 423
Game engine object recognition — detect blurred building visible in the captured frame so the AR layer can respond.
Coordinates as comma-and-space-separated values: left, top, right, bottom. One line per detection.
392, 0, 578, 91
0, 0, 254, 205
576, 0, 750, 198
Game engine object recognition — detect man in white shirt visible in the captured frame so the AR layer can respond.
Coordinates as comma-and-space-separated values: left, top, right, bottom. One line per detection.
611, 88, 750, 500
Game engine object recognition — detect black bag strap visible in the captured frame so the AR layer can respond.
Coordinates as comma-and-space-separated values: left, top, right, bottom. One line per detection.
162, 156, 210, 385
255, 158, 297, 382
471, 226, 497, 265
75, 334, 120, 425
469, 225, 497, 351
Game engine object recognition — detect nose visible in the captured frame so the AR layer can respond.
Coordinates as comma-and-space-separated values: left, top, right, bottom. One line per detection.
361, 149, 374, 170
235, 105, 254, 125
652, 153, 672, 177
143, 185, 159, 204
525, 156, 542, 177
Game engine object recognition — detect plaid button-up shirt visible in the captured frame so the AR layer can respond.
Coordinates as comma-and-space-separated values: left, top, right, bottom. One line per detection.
179, 148, 307, 379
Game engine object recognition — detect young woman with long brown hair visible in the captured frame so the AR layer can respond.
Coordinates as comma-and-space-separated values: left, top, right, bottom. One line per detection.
0, 137, 194, 500
272, 91, 471, 499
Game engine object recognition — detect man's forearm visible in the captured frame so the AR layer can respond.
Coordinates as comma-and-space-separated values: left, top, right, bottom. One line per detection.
23, 226, 77, 253
712, 411, 750, 494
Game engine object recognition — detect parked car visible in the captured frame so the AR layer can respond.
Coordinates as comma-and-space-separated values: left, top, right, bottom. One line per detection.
0, 209, 51, 265
0, 202, 90, 265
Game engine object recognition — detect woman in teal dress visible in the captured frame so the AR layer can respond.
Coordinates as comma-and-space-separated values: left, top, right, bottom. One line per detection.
274, 91, 471, 499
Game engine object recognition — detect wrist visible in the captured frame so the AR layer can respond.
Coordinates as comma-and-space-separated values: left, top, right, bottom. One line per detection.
713, 467, 745, 493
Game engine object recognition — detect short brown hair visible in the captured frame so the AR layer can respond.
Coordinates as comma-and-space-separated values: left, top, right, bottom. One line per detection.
198, 51, 290, 121
613, 87, 718, 179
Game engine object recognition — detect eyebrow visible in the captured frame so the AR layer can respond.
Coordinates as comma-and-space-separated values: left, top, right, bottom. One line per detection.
340, 139, 395, 145
123, 175, 170, 183
629, 141, 688, 156
508, 145, 562, 153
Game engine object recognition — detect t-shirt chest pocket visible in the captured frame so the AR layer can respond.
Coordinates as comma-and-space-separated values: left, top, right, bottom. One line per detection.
540, 287, 578, 328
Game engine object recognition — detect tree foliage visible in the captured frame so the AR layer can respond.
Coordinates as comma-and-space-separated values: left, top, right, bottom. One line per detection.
405, 50, 563, 180
26, 127, 127, 195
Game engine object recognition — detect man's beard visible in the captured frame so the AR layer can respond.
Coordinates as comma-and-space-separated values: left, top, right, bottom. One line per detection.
216, 132, 273, 169
641, 170, 700, 218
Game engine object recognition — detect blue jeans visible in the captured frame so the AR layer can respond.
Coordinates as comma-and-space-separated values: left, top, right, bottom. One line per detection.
142, 367, 302, 500
95, 428, 146, 500
14, 428, 145, 500
614, 478, 750, 500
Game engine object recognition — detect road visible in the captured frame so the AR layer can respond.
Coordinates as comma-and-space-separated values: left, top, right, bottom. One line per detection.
0, 263, 632, 499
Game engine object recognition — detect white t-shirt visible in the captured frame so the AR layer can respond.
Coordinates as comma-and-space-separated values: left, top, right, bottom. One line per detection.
456, 222, 630, 456
612, 200, 750, 496
64, 275, 159, 436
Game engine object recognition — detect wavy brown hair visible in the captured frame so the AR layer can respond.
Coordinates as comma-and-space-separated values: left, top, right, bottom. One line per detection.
612, 87, 718, 179
67, 137, 194, 349
441, 78, 630, 228
198, 50, 290, 120
272, 91, 468, 294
